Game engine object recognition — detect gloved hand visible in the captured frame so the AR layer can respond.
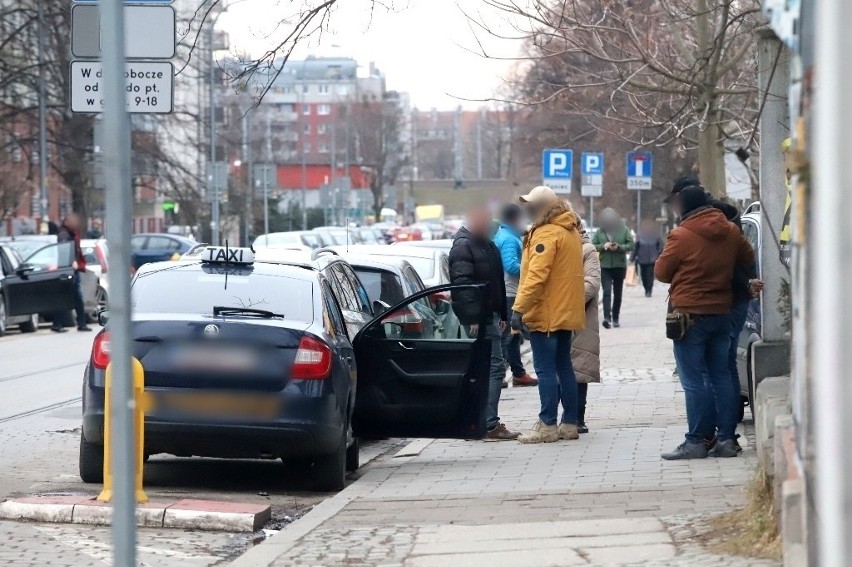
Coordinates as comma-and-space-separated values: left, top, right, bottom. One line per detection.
510, 310, 523, 332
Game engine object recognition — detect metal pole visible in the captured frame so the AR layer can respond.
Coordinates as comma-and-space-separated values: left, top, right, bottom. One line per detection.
589, 197, 595, 228
330, 104, 337, 225
208, 23, 219, 245
814, 1, 852, 564
300, 88, 308, 230
100, 1, 136, 564
637, 192, 642, 227
241, 108, 251, 246
36, 5, 49, 225
265, 118, 272, 238
476, 109, 483, 180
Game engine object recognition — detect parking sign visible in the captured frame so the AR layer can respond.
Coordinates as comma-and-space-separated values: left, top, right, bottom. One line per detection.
626, 151, 653, 191
542, 149, 573, 194
580, 152, 604, 197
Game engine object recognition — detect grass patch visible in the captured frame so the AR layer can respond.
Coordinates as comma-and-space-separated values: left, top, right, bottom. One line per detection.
698, 468, 782, 560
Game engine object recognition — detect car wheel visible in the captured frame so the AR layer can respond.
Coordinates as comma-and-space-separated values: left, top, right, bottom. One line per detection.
313, 432, 347, 492
79, 432, 104, 483
0, 296, 6, 337
346, 435, 360, 472
89, 286, 108, 323
19, 313, 38, 333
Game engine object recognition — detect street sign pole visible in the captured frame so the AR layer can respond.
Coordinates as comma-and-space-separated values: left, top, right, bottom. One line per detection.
590, 197, 595, 228
208, 23, 219, 245
99, 1, 136, 565
637, 192, 642, 227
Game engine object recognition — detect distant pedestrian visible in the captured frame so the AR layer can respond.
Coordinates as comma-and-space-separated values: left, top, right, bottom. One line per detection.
493, 204, 538, 388
52, 213, 92, 333
511, 186, 586, 444
592, 208, 634, 328
655, 187, 755, 460
449, 204, 519, 441
632, 220, 663, 297
573, 228, 601, 434
86, 219, 103, 239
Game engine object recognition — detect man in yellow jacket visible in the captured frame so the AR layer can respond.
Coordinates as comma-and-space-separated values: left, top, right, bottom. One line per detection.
511, 186, 587, 443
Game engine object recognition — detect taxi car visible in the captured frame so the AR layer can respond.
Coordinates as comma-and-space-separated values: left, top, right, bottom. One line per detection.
80, 246, 491, 491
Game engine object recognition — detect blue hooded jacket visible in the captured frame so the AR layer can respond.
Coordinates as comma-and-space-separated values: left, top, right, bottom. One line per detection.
493, 223, 522, 295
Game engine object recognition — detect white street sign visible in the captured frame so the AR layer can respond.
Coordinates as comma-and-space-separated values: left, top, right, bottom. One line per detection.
70, 61, 174, 114
72, 5, 176, 60
626, 151, 653, 191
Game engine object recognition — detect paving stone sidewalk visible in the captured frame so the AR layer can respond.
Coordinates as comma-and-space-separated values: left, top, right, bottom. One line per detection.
233, 284, 780, 567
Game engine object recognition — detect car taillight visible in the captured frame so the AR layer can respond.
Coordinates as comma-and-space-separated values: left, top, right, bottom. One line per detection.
92, 332, 111, 370
430, 291, 450, 305
292, 335, 332, 380
385, 308, 424, 334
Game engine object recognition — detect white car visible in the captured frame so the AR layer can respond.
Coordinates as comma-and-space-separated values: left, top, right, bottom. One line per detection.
330, 244, 450, 288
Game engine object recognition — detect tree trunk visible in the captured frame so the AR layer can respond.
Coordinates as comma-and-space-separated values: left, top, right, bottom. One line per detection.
697, 122, 727, 198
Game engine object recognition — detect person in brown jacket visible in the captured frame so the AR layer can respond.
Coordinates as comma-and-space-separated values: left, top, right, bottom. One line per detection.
572, 229, 601, 434
655, 187, 755, 460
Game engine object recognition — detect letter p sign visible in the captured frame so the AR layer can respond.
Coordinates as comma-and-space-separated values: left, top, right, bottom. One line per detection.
542, 149, 573, 180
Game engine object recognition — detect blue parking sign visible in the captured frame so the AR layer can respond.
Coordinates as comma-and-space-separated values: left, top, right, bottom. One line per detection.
581, 152, 604, 175
542, 149, 573, 194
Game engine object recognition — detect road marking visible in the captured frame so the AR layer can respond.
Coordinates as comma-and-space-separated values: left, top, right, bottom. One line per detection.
0, 397, 81, 424
0, 361, 87, 384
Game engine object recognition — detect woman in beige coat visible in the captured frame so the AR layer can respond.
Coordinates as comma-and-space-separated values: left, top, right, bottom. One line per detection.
573, 230, 602, 433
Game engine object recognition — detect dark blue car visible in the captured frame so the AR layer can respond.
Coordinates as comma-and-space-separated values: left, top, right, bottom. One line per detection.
130, 233, 196, 271
80, 246, 490, 491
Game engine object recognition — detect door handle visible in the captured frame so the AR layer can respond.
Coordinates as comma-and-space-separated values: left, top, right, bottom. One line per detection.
398, 342, 414, 351
60, 274, 73, 280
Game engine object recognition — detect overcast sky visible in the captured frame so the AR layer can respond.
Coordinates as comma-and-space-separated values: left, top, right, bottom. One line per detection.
219, 0, 525, 109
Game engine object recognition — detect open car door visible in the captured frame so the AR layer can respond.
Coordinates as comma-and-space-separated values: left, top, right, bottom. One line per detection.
7, 243, 77, 316
352, 283, 489, 439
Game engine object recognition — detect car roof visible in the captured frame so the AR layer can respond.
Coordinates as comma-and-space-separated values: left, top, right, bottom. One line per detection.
335, 244, 438, 259
136, 256, 320, 281
134, 233, 196, 244
253, 247, 348, 271
336, 253, 412, 274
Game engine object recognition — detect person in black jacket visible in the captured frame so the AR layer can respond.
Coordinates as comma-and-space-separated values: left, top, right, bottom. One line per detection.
632, 220, 663, 297
449, 204, 519, 441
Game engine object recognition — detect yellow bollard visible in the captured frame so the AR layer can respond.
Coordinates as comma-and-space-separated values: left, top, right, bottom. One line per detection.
97, 357, 149, 504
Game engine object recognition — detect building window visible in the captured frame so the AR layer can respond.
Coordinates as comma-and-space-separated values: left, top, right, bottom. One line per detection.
318, 104, 331, 116
302, 104, 311, 115
337, 85, 350, 97
317, 123, 327, 135
318, 143, 329, 153
303, 143, 311, 153
318, 84, 329, 95
303, 123, 310, 134
302, 84, 310, 94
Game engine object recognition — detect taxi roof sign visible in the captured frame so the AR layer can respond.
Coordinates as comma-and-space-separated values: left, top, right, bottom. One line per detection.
201, 246, 255, 265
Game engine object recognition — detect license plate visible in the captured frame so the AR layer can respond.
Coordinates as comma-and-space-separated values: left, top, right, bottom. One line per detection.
149, 391, 282, 418
173, 345, 257, 372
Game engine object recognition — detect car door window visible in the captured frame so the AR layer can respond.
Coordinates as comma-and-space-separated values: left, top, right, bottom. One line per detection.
337, 263, 372, 317
322, 282, 348, 339
26, 242, 75, 270
131, 236, 147, 251
147, 236, 179, 251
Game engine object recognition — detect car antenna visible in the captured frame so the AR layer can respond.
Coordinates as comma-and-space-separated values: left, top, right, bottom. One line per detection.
224, 239, 229, 290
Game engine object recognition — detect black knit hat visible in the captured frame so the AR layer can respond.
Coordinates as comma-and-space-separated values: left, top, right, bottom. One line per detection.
665, 175, 701, 203
679, 186, 708, 216
501, 203, 522, 224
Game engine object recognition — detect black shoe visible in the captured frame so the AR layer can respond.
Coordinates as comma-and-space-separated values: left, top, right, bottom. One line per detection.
710, 439, 739, 458
602, 320, 611, 329
733, 433, 743, 453
613, 320, 621, 328
577, 422, 589, 434
661, 441, 709, 460
50, 327, 68, 333
77, 326, 93, 332
645, 291, 652, 298
703, 435, 718, 451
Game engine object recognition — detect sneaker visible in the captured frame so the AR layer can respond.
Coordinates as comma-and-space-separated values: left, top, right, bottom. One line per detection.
484, 423, 520, 441
512, 374, 539, 387
577, 422, 589, 434
613, 320, 621, 328
645, 291, 652, 298
518, 420, 559, 444
602, 320, 611, 329
78, 325, 93, 332
661, 441, 709, 460
50, 327, 68, 333
703, 434, 718, 451
710, 439, 739, 458
558, 423, 580, 440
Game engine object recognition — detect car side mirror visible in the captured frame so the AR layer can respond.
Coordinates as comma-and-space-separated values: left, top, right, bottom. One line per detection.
97, 310, 110, 326
15, 263, 35, 276
372, 300, 390, 315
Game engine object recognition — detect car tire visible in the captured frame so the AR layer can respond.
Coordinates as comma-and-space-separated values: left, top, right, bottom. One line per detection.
313, 432, 347, 492
346, 435, 360, 472
79, 432, 104, 484
19, 313, 38, 334
89, 286, 108, 323
0, 296, 6, 337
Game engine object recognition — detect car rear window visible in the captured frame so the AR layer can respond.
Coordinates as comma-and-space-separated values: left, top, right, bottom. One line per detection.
132, 268, 314, 322
353, 268, 406, 306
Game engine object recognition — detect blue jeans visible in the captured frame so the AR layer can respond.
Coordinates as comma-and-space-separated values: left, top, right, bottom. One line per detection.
530, 331, 578, 425
474, 313, 506, 430
728, 300, 749, 402
673, 314, 738, 443
501, 296, 526, 377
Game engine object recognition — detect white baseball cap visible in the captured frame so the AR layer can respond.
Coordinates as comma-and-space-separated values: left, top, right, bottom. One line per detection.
519, 185, 558, 204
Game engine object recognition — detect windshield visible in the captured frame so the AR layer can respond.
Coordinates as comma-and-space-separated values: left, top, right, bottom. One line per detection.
254, 233, 299, 248
397, 256, 435, 279
133, 267, 314, 323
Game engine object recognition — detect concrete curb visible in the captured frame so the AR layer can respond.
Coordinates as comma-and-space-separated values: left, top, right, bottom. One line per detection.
230, 439, 436, 567
0, 496, 270, 532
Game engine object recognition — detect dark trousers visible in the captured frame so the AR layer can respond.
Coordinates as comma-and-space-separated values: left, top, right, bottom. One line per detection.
501, 296, 526, 378
601, 267, 627, 322
52, 271, 87, 330
639, 263, 656, 295
577, 382, 588, 424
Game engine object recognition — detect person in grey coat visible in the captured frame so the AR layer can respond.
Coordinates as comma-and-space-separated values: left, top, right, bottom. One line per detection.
632, 219, 663, 297
572, 230, 601, 433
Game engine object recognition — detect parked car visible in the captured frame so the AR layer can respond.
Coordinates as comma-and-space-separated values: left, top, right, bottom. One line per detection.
356, 227, 385, 245
312, 227, 363, 247
735, 209, 762, 421
0, 243, 78, 335
338, 244, 450, 288
392, 239, 453, 253
253, 231, 323, 250
130, 233, 196, 271
81, 239, 109, 321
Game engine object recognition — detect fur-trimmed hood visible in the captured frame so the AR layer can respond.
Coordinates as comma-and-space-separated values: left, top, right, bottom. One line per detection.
531, 200, 582, 232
